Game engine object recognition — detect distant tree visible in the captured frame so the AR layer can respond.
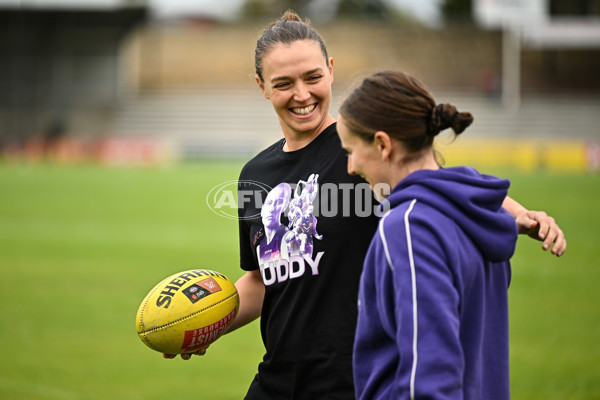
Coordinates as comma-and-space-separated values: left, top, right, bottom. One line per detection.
337, 0, 392, 19
442, 0, 473, 22
550, 0, 600, 16
241, 0, 296, 19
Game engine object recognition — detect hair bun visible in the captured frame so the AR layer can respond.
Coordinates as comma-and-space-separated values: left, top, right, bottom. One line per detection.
428, 103, 473, 136
265, 10, 304, 30
281, 9, 303, 23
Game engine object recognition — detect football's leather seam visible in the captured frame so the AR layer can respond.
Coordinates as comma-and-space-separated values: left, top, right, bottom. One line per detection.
138, 292, 239, 334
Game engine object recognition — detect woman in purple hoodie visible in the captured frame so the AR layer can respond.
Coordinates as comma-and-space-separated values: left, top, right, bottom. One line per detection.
337, 70, 521, 400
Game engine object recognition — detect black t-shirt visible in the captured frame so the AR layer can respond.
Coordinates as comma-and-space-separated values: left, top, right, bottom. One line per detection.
238, 123, 379, 399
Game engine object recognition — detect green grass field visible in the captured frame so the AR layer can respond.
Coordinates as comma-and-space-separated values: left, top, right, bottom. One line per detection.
0, 162, 598, 399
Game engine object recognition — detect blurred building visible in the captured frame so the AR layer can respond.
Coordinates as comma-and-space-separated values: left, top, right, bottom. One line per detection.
474, 0, 600, 108
0, 0, 147, 148
1, 0, 599, 170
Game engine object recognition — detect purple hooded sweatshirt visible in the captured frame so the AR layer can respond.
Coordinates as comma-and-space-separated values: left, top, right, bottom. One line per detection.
354, 167, 518, 400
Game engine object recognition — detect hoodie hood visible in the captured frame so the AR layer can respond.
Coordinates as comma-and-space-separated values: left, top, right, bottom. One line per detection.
384, 167, 517, 262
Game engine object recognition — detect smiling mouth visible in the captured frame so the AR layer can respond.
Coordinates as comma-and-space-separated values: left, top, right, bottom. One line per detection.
290, 104, 316, 116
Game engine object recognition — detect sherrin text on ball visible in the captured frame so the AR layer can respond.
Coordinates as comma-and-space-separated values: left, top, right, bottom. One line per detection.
136, 269, 239, 354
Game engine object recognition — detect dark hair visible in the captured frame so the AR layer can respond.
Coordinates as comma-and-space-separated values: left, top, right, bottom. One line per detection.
254, 10, 329, 83
339, 70, 474, 152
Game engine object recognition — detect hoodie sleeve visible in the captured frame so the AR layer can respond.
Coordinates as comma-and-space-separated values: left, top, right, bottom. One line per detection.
382, 200, 466, 399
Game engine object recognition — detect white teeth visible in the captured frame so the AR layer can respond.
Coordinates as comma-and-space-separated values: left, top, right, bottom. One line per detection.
292, 105, 315, 115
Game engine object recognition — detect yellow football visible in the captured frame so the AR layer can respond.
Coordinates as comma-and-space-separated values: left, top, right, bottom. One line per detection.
136, 269, 239, 354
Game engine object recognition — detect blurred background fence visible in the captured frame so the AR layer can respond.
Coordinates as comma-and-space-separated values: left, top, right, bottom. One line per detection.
1, 0, 599, 170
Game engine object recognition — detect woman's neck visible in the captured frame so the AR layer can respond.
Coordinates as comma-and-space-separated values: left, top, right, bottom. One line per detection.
387, 149, 440, 191
281, 115, 336, 152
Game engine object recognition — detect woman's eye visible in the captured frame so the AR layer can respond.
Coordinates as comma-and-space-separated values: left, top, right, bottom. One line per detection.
274, 82, 290, 89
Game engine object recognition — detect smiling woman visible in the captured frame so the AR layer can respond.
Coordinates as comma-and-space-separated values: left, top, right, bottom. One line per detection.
228, 11, 381, 399
255, 40, 335, 151
253, 14, 336, 151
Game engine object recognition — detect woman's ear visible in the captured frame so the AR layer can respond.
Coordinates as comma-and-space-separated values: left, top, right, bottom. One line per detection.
255, 75, 269, 99
374, 131, 392, 161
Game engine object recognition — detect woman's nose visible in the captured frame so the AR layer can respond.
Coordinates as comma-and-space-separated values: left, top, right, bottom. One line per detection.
347, 155, 355, 175
293, 83, 310, 102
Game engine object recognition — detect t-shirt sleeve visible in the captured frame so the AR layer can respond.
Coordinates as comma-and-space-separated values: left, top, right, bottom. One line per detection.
239, 218, 258, 271
238, 170, 259, 271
